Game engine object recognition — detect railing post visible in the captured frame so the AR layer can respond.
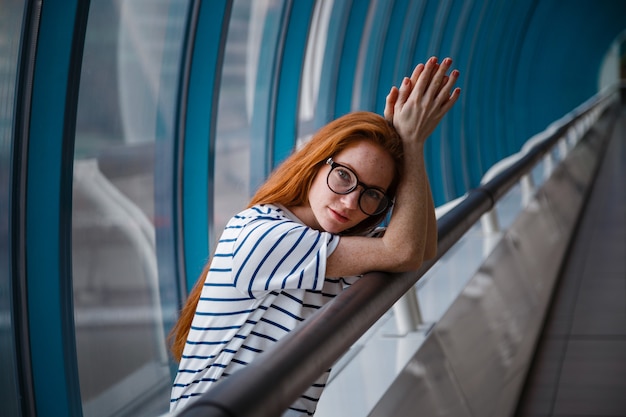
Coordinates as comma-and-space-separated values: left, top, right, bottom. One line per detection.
566, 126, 577, 149
543, 153, 554, 180
392, 290, 422, 335
558, 137, 569, 160
481, 208, 500, 235
521, 174, 535, 207
481, 208, 501, 256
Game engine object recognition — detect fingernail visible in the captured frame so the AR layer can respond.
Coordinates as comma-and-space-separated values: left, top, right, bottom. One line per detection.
402, 77, 410, 86
444, 57, 452, 65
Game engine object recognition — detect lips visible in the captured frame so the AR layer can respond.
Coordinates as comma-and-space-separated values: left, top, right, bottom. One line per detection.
329, 207, 349, 223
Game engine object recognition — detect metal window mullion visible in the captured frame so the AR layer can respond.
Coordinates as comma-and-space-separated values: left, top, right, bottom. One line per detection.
11, 1, 42, 415
313, 0, 352, 130
352, 0, 394, 112
332, 1, 369, 119
441, 0, 476, 199
24, 1, 89, 415
272, 0, 316, 166
373, 0, 411, 116
180, 0, 232, 293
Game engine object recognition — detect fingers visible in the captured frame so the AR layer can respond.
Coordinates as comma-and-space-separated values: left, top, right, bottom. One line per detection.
437, 75, 450, 95
396, 77, 412, 106
388, 57, 461, 144
409, 63, 425, 86
384, 86, 399, 121
387, 57, 452, 109
423, 57, 453, 99
434, 68, 461, 113
441, 86, 462, 113
412, 57, 460, 113
386, 57, 460, 131
412, 57, 439, 99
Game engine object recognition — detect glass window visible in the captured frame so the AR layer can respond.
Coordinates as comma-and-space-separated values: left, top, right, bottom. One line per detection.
71, 1, 190, 416
298, 0, 334, 142
213, 0, 286, 237
0, 1, 27, 416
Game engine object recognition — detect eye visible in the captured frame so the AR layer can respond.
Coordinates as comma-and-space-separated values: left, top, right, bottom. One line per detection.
363, 189, 384, 202
335, 167, 354, 185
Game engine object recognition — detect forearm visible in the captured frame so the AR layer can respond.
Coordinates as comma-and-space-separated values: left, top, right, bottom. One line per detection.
382, 142, 434, 269
424, 178, 438, 259
381, 57, 457, 264
326, 57, 457, 277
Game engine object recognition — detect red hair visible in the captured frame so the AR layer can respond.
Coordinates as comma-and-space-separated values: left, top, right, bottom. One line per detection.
169, 111, 403, 361
250, 111, 403, 234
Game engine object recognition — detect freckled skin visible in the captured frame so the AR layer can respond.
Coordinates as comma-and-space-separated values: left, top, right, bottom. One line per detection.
290, 140, 395, 234
296, 57, 460, 278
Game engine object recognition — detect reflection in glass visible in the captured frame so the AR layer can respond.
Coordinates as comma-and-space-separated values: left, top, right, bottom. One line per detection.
0, 1, 27, 416
72, 1, 189, 416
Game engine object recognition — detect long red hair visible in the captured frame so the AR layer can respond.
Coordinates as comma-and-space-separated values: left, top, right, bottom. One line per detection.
169, 111, 403, 361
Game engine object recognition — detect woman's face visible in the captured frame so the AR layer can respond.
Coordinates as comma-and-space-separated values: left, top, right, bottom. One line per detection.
293, 140, 395, 234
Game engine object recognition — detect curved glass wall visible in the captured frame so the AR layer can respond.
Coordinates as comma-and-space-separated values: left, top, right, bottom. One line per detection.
0, 1, 27, 416
71, 1, 190, 416
298, 0, 334, 141
212, 0, 286, 240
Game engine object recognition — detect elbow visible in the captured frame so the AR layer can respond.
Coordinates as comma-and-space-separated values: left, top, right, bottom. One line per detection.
393, 245, 426, 272
403, 258, 425, 272
383, 231, 438, 272
423, 240, 437, 261
420, 225, 438, 263
393, 241, 437, 272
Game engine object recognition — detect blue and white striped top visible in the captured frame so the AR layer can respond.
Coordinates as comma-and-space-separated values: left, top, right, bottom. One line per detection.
170, 204, 359, 416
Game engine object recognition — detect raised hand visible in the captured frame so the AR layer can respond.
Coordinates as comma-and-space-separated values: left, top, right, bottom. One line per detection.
384, 57, 461, 145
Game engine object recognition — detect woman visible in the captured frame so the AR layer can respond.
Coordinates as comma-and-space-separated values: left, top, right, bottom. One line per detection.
169, 57, 460, 415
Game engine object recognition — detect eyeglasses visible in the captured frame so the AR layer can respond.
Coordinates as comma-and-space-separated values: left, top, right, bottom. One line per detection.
325, 158, 392, 216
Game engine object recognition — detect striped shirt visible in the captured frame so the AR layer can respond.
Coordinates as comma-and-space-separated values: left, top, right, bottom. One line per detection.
170, 204, 359, 415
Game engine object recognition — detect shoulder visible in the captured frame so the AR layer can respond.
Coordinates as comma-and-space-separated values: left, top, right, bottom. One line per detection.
231, 204, 339, 253
226, 204, 297, 229
221, 204, 288, 234
231, 204, 290, 224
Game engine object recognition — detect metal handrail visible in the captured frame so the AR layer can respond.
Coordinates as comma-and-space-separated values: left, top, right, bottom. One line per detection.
172, 87, 618, 417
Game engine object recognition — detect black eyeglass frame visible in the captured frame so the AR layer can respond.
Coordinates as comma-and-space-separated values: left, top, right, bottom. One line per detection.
325, 157, 392, 216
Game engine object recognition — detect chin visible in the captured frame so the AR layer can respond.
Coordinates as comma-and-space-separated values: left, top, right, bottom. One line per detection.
314, 220, 338, 234
325, 222, 353, 235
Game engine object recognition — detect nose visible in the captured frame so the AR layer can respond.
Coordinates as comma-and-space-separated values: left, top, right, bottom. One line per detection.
339, 189, 360, 210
